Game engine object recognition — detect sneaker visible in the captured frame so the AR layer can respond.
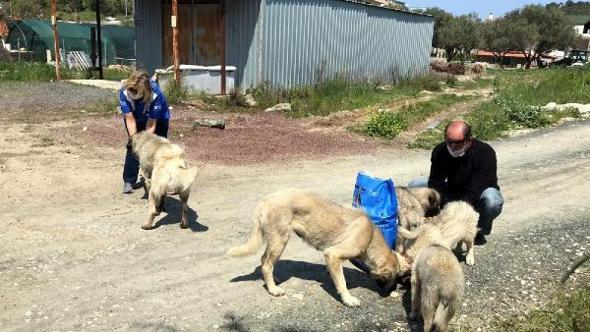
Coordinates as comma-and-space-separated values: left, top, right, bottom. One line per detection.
122, 183, 134, 194
474, 232, 487, 246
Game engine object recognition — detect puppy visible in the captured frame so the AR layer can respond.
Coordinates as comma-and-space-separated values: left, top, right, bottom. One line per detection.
226, 189, 405, 307
395, 187, 441, 252
398, 201, 478, 267
410, 245, 465, 332
129, 131, 198, 230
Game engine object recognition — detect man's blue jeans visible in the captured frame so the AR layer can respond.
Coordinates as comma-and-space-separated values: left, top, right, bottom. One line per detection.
408, 177, 503, 235
123, 120, 169, 184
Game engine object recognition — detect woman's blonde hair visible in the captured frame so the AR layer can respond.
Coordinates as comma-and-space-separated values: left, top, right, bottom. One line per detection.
124, 71, 152, 105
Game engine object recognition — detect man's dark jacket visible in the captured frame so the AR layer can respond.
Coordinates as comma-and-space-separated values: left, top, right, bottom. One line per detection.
428, 139, 499, 207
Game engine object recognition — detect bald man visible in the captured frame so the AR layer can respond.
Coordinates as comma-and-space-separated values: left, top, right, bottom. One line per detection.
409, 120, 503, 245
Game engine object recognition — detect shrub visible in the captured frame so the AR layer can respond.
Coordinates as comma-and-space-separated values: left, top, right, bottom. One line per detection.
430, 60, 465, 75
470, 63, 486, 75
227, 87, 248, 107
446, 63, 466, 75
163, 79, 189, 105
362, 110, 407, 139
0, 62, 56, 81
445, 75, 458, 87
430, 59, 448, 73
497, 98, 552, 128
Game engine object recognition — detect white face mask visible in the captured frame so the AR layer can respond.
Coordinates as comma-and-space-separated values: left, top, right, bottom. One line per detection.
447, 144, 467, 158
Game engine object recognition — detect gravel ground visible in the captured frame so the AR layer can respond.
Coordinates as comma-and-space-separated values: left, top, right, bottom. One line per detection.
0, 82, 115, 123
209, 213, 589, 332
0, 82, 588, 332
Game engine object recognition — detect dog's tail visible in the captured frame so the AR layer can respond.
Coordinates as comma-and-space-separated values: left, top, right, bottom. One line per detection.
178, 166, 198, 188
431, 298, 450, 332
397, 225, 420, 240
226, 206, 266, 257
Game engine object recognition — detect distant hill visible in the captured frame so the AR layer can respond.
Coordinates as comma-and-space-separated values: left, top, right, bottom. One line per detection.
547, 1, 590, 25
548, 1, 590, 15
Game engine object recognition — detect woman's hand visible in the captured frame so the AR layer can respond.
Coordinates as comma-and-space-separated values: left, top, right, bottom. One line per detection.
146, 119, 157, 134
125, 113, 137, 136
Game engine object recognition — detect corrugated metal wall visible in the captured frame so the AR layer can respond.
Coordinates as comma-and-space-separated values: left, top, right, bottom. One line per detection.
134, 0, 163, 73
135, 0, 433, 89
258, 0, 434, 88
226, 0, 263, 88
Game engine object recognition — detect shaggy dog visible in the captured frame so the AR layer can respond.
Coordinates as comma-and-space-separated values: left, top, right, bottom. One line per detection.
129, 131, 198, 230
395, 187, 441, 252
226, 189, 405, 307
410, 245, 465, 332
397, 201, 479, 267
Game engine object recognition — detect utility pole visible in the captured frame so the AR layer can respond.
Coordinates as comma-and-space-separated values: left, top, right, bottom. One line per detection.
220, 0, 226, 95
95, 0, 103, 79
50, 0, 61, 81
172, 0, 180, 84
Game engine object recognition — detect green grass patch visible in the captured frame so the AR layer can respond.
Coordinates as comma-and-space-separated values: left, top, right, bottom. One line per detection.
494, 67, 590, 105
456, 77, 495, 90
410, 68, 588, 149
495, 286, 590, 332
354, 94, 469, 139
0, 61, 132, 82
239, 74, 447, 118
409, 98, 582, 149
0, 62, 57, 81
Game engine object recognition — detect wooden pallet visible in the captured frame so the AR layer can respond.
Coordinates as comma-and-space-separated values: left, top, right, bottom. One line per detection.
66, 51, 93, 71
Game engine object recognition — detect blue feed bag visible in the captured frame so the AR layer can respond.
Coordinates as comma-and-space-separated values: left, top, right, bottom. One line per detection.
352, 172, 399, 249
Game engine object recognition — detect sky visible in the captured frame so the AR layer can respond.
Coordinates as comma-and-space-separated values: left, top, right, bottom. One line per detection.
406, 0, 558, 19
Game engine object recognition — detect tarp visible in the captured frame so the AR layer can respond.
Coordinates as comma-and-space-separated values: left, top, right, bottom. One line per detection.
6, 19, 135, 64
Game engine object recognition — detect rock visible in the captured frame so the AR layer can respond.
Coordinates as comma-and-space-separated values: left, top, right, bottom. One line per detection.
545, 102, 557, 108
264, 103, 291, 112
377, 85, 393, 91
192, 119, 225, 130
292, 293, 304, 300
244, 94, 258, 107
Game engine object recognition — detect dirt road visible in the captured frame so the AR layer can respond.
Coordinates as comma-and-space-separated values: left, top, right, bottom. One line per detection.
0, 84, 589, 331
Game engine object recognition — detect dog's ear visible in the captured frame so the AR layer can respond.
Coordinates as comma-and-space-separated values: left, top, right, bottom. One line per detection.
429, 190, 441, 207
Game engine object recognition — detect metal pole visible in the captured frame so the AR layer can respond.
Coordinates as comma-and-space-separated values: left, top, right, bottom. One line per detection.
220, 0, 226, 95
172, 0, 180, 84
50, 0, 61, 81
96, 0, 103, 79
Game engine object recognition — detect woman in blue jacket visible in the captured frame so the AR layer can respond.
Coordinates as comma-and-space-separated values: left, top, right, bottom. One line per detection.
119, 71, 171, 193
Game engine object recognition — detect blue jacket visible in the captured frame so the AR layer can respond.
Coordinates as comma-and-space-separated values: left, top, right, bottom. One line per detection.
119, 80, 170, 123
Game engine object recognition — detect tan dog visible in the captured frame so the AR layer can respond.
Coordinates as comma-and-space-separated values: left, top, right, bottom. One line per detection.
395, 187, 441, 252
129, 131, 198, 230
226, 189, 404, 307
410, 245, 465, 332
397, 201, 478, 267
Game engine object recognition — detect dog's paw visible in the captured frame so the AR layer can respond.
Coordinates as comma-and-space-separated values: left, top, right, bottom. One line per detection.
342, 294, 361, 307
466, 255, 475, 266
180, 221, 188, 229
268, 286, 285, 297
141, 224, 153, 230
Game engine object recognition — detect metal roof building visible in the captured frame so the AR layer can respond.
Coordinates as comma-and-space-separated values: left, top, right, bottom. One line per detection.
135, 0, 434, 89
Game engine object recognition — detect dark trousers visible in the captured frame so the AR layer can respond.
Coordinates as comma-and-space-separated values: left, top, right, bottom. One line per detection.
122, 119, 169, 184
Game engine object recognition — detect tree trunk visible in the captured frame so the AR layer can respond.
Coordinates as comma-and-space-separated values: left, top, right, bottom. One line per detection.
521, 51, 533, 69
445, 48, 455, 62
